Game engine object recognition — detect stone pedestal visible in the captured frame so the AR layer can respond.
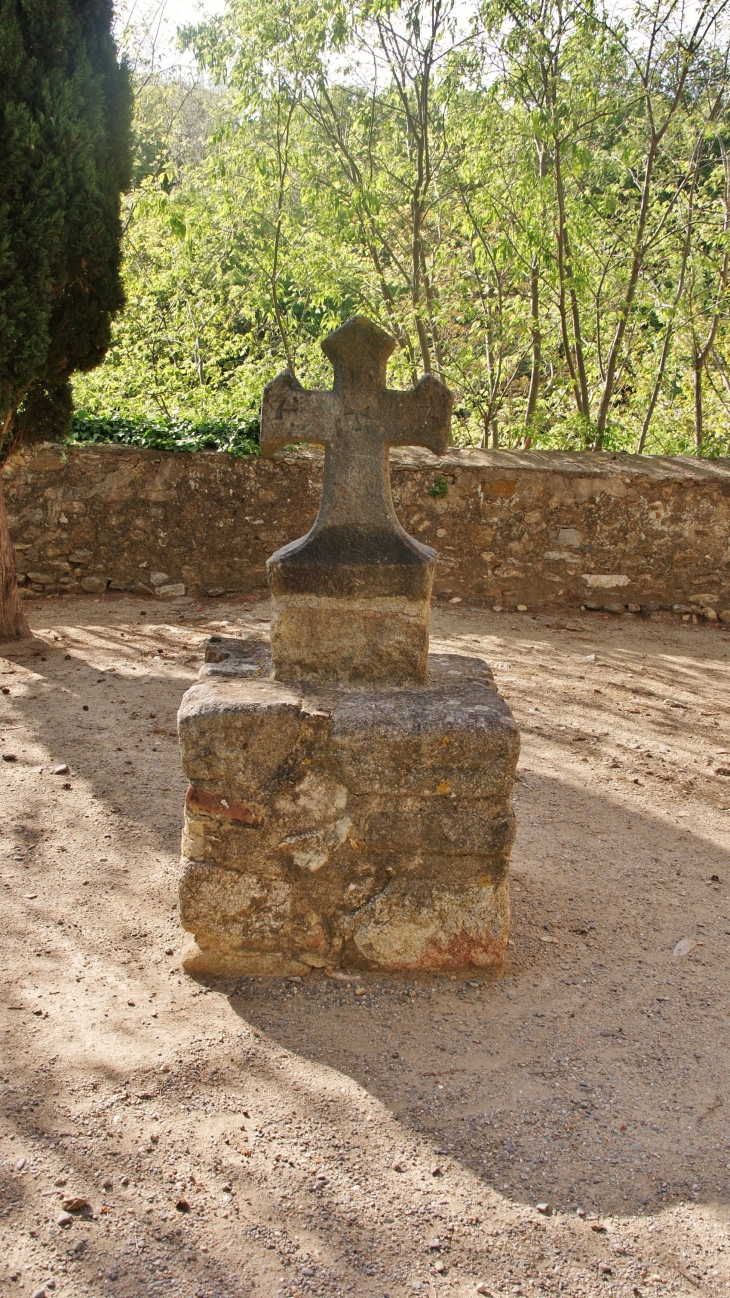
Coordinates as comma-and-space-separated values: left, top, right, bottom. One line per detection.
177, 637, 519, 976
267, 540, 434, 685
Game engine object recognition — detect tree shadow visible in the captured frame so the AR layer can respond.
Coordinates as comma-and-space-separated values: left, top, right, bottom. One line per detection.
222, 770, 729, 1221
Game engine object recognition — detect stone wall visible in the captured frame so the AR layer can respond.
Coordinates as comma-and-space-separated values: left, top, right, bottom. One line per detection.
4, 442, 730, 617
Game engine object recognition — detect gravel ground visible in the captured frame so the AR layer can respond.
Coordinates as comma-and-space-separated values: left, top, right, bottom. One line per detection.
0, 595, 728, 1298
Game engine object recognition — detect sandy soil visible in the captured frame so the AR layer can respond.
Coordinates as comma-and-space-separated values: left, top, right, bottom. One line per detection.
1, 595, 729, 1298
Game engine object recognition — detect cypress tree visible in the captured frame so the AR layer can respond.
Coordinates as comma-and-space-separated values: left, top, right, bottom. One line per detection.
0, 0, 132, 638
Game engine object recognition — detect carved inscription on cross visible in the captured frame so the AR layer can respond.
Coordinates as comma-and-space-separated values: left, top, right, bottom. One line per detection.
260, 316, 453, 683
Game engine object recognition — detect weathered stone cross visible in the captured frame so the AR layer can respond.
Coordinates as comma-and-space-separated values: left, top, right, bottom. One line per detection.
260, 315, 453, 684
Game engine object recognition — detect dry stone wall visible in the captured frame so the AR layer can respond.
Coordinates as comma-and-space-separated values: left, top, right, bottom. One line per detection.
3, 442, 730, 618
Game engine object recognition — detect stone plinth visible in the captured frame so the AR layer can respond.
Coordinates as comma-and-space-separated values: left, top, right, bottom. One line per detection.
177, 638, 519, 976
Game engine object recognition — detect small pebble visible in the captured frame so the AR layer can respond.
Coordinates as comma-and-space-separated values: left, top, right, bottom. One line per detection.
62, 1195, 91, 1213
57, 1212, 72, 1227
52, 764, 69, 775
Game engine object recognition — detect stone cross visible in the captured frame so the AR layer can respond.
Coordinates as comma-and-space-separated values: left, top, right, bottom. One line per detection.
260, 316, 453, 684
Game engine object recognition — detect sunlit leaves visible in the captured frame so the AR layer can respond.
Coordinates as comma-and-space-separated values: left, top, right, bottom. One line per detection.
75, 0, 730, 455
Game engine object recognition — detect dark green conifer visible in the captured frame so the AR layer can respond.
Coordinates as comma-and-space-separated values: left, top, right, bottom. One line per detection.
0, 0, 131, 637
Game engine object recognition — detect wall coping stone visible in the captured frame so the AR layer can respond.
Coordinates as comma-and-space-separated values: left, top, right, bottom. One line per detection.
5, 441, 730, 484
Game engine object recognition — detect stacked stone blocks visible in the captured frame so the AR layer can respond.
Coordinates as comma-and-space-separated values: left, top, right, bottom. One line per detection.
177, 317, 519, 975
179, 641, 518, 975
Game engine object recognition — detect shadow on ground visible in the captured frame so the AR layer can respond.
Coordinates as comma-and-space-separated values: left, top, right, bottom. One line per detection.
226, 767, 729, 1220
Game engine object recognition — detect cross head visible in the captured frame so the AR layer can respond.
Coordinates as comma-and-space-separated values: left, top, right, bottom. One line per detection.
260, 316, 452, 542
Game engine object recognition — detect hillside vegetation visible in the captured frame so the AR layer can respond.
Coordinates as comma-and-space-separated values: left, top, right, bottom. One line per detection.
73, 0, 730, 456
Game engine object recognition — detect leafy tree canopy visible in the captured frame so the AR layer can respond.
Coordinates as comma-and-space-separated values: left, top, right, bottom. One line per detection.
73, 0, 730, 457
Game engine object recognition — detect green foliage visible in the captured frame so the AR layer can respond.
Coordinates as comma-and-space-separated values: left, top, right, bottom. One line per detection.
14, 380, 75, 448
429, 476, 449, 498
0, 0, 132, 435
72, 0, 730, 457
68, 410, 259, 456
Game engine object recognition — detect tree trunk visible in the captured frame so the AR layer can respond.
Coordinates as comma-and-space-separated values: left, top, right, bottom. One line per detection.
415, 315, 432, 373
694, 353, 703, 453
480, 411, 499, 449
636, 323, 673, 454
554, 141, 589, 419
638, 134, 704, 453
525, 258, 541, 427
0, 468, 31, 642
594, 140, 658, 447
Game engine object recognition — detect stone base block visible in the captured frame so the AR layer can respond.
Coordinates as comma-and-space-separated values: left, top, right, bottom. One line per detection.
177, 639, 519, 976
270, 594, 430, 684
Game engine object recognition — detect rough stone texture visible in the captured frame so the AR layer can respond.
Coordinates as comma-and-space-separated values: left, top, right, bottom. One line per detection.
261, 317, 452, 682
177, 639, 518, 976
176, 321, 517, 975
5, 442, 730, 615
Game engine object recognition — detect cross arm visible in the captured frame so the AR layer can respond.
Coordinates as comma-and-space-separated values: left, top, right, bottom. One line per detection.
260, 370, 340, 458
381, 374, 453, 456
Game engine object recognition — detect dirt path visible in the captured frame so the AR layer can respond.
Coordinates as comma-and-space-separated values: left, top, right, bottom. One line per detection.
1, 596, 729, 1298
